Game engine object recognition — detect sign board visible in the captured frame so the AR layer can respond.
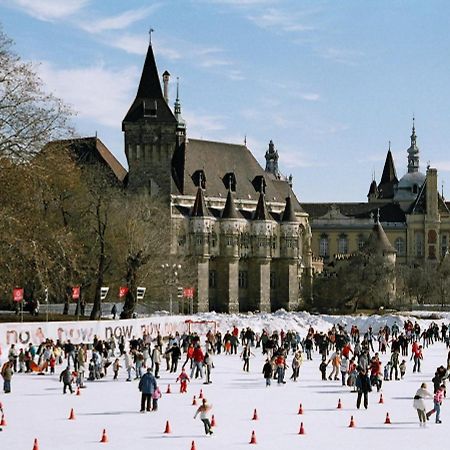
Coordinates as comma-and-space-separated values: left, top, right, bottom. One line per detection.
100, 287, 109, 301
13, 288, 24, 303
183, 287, 195, 299
136, 287, 146, 301
119, 286, 129, 298
72, 286, 80, 301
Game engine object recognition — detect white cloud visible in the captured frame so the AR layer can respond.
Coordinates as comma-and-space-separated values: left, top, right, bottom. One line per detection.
299, 92, 320, 101
38, 62, 138, 128
10, 0, 89, 21
435, 161, 450, 172
248, 7, 315, 33
320, 47, 364, 65
184, 111, 227, 134
80, 5, 160, 34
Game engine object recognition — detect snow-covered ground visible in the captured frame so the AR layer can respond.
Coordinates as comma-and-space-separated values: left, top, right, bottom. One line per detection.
0, 313, 449, 449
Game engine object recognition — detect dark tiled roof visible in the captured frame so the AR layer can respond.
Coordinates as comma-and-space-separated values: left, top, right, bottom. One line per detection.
409, 179, 450, 215
191, 187, 209, 217
301, 202, 406, 223
253, 192, 270, 220
44, 137, 127, 182
378, 150, 398, 199
367, 180, 378, 197
175, 138, 303, 212
365, 222, 396, 254
222, 189, 240, 219
122, 44, 177, 125
281, 196, 298, 222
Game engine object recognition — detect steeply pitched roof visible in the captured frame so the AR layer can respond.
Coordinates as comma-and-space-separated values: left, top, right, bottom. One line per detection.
191, 187, 209, 217
281, 196, 298, 222
409, 179, 450, 215
122, 44, 177, 125
174, 138, 303, 212
222, 189, 240, 219
367, 180, 378, 197
378, 150, 398, 199
365, 221, 396, 254
253, 192, 270, 220
44, 137, 127, 183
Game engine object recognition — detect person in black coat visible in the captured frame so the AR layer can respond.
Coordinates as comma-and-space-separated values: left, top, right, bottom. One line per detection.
165, 343, 181, 373
262, 359, 273, 387
356, 368, 372, 409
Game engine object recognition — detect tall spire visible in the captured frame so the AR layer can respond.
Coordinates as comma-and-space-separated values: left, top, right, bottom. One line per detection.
222, 186, 239, 219
191, 185, 208, 217
253, 190, 269, 220
407, 116, 420, 173
264, 140, 281, 179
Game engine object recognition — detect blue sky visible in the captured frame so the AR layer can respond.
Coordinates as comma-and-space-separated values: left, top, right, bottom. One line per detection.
1, 0, 450, 202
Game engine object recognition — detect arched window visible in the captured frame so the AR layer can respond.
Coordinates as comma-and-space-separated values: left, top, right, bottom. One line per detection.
338, 234, 348, 254
319, 234, 329, 257
395, 237, 405, 256
428, 230, 437, 244
358, 234, 366, 250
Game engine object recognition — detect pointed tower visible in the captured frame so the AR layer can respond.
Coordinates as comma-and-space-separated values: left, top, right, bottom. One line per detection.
173, 78, 186, 146
217, 180, 245, 313
122, 38, 178, 195
276, 196, 301, 311
250, 184, 274, 312
367, 179, 379, 202
377, 143, 398, 199
189, 179, 214, 313
407, 118, 420, 173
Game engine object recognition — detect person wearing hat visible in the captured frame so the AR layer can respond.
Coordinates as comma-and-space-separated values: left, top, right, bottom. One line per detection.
413, 382, 433, 426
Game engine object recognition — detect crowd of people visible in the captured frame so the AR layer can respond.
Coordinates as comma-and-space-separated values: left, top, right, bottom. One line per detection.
1, 318, 449, 431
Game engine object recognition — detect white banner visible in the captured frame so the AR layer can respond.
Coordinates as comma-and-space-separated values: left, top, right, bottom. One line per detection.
0, 316, 191, 359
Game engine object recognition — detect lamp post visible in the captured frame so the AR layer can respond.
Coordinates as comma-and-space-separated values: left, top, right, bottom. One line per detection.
161, 263, 182, 315
44, 288, 49, 322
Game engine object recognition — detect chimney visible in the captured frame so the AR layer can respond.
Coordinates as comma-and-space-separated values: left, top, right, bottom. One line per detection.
426, 167, 438, 218
162, 70, 170, 103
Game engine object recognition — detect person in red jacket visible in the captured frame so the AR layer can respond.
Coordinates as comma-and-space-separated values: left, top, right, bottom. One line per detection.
190, 345, 204, 379
182, 343, 195, 370
412, 345, 423, 373
369, 355, 382, 392
176, 368, 190, 393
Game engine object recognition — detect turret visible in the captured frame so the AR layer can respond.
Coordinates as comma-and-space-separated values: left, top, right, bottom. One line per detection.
264, 140, 281, 179
190, 182, 213, 257
407, 118, 420, 173
280, 196, 300, 259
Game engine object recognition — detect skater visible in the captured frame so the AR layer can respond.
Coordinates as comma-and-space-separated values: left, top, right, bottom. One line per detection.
427, 385, 446, 423
399, 359, 407, 379
152, 385, 162, 411
327, 350, 341, 381
176, 368, 190, 393
413, 382, 433, 426
194, 398, 213, 435
204, 352, 214, 384
138, 368, 157, 412
263, 359, 273, 386
152, 345, 161, 379
356, 368, 371, 409
165, 342, 181, 373
319, 357, 327, 381
112, 358, 121, 380
1, 361, 13, 393
241, 344, 254, 372
412, 344, 423, 373
59, 366, 74, 394
111, 304, 117, 320
291, 350, 303, 381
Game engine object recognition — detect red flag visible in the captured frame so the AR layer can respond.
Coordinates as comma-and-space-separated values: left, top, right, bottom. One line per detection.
119, 286, 129, 298
183, 287, 195, 299
13, 288, 24, 302
72, 286, 80, 301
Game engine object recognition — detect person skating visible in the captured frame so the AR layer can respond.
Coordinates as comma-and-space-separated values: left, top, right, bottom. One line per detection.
152, 386, 162, 411
356, 368, 371, 409
59, 366, 74, 394
112, 358, 121, 380
165, 342, 181, 373
176, 368, 190, 393
262, 359, 273, 386
194, 398, 213, 435
138, 368, 157, 412
204, 352, 214, 384
241, 344, 254, 372
319, 357, 327, 381
427, 385, 446, 423
1, 361, 13, 393
413, 382, 433, 426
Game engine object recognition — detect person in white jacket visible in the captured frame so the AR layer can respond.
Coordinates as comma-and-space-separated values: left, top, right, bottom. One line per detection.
124, 351, 134, 382
413, 382, 433, 426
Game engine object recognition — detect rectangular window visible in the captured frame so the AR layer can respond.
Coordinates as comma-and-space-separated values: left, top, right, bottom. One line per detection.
270, 272, 277, 289
338, 235, 348, 254
238, 271, 248, 289
319, 236, 329, 257
441, 235, 448, 257
415, 232, 424, 257
143, 100, 157, 117
209, 270, 217, 289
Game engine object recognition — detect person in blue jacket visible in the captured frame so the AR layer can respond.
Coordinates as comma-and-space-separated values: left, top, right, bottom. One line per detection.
138, 368, 157, 412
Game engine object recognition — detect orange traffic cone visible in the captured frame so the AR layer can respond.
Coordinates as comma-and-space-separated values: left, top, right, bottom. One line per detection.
1, 415, 6, 426
32, 438, 39, 450
100, 429, 108, 443
190, 441, 197, 450
211, 414, 216, 427
68, 408, 76, 420
379, 394, 384, 404
298, 422, 305, 435
249, 430, 257, 444
164, 420, 171, 434
349, 416, 355, 428
76, 387, 81, 396
298, 403, 303, 415
337, 398, 342, 409
166, 384, 171, 394
252, 408, 258, 420
199, 389, 204, 399
384, 413, 391, 424
192, 395, 197, 406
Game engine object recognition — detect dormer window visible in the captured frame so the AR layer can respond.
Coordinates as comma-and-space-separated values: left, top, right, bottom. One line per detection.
413, 184, 418, 194
143, 100, 157, 117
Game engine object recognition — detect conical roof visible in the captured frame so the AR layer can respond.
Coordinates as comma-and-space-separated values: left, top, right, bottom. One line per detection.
281, 196, 298, 222
379, 150, 398, 185
365, 221, 396, 255
123, 44, 176, 124
191, 186, 209, 217
253, 191, 269, 220
222, 189, 239, 219
367, 179, 378, 197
